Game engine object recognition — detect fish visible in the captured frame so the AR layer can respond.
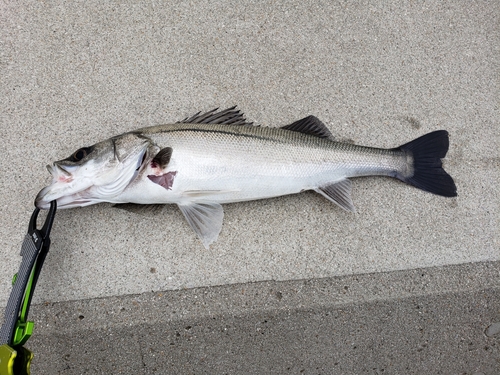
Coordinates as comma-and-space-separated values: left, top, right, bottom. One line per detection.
35, 107, 457, 248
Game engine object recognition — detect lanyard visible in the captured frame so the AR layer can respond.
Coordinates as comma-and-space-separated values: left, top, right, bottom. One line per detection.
0, 201, 56, 375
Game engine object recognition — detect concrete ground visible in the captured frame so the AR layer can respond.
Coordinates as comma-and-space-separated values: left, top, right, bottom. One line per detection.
1, 1, 498, 374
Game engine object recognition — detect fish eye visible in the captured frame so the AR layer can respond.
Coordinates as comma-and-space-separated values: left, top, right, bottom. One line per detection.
71, 147, 92, 162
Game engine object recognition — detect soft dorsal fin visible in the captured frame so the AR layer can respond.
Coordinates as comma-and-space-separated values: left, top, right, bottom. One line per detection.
178, 106, 253, 126
281, 115, 333, 139
153, 147, 173, 169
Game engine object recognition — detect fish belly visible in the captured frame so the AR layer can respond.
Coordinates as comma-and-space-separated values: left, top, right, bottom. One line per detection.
119, 151, 350, 205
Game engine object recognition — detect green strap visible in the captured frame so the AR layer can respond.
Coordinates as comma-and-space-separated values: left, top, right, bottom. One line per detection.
12, 267, 36, 347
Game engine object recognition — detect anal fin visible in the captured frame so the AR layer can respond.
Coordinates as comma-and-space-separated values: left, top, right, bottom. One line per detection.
177, 201, 224, 249
315, 180, 356, 213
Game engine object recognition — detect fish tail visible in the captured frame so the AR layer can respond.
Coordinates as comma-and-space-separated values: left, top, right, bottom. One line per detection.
395, 130, 457, 197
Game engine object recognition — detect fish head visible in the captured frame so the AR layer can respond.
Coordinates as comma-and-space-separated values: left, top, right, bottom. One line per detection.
35, 132, 157, 209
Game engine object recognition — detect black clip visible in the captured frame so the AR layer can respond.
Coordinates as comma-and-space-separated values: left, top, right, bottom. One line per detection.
0, 201, 57, 348
22, 201, 57, 322
27, 200, 56, 250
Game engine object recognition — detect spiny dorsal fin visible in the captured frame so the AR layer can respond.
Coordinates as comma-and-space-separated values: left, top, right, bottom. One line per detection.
281, 115, 334, 139
153, 147, 173, 169
178, 106, 253, 126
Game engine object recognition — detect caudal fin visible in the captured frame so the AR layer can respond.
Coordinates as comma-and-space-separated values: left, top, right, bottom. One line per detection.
396, 130, 457, 197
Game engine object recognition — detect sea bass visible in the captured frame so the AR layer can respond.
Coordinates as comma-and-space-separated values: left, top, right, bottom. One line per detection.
35, 107, 457, 248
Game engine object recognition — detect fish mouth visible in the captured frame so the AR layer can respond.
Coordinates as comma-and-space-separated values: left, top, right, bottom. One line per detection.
49, 163, 73, 177
35, 185, 95, 209
35, 161, 91, 209
35, 148, 150, 210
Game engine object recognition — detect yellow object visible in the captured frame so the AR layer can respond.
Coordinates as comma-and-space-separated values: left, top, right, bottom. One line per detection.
0, 344, 32, 375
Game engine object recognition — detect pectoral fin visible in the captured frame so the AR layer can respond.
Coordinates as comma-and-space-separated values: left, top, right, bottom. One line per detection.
178, 201, 224, 249
183, 189, 240, 198
152, 147, 173, 169
315, 180, 356, 213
